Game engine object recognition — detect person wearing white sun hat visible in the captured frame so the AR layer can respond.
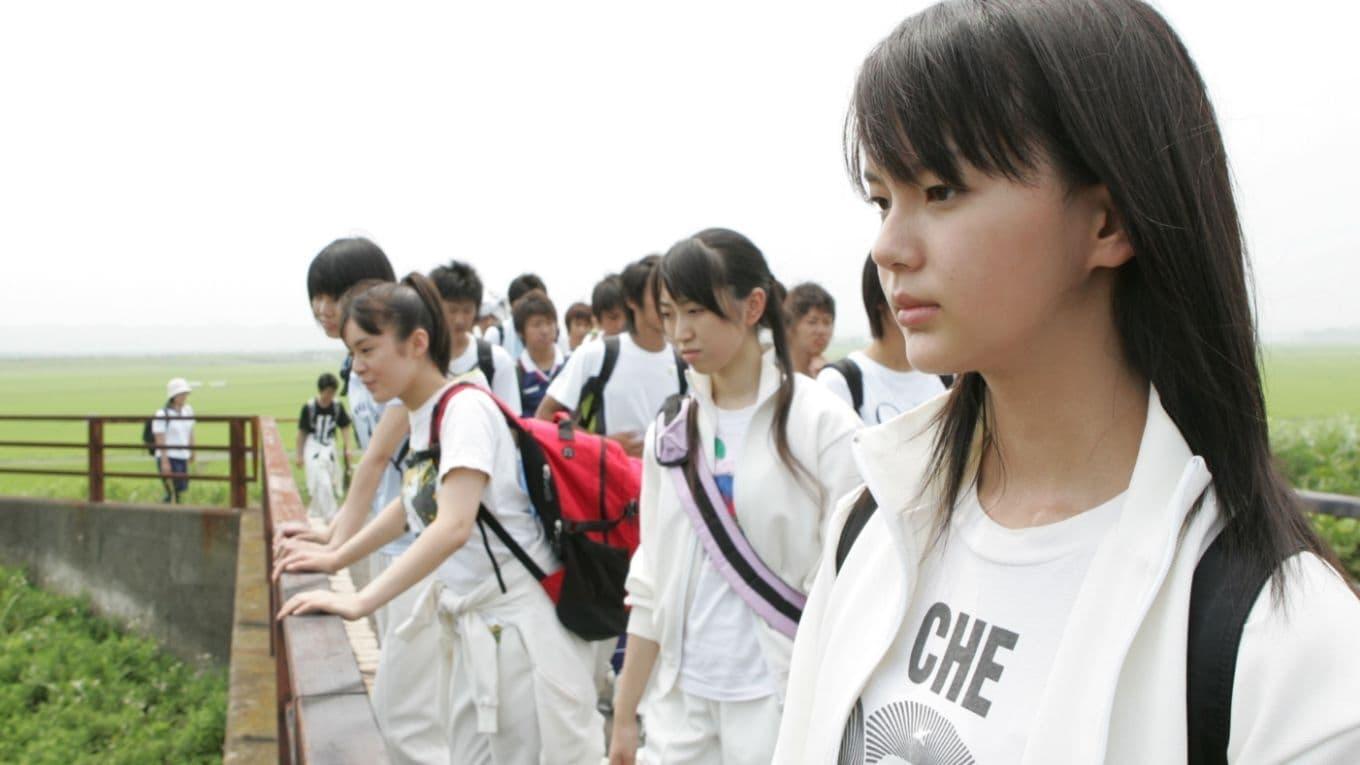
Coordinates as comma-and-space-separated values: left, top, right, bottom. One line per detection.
152, 377, 196, 503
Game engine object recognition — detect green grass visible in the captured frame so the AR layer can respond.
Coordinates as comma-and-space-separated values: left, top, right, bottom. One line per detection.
1261, 345, 1360, 421
0, 565, 226, 764
0, 353, 346, 503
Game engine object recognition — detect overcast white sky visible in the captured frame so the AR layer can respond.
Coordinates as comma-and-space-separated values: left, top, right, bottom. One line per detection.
1, 0, 1356, 355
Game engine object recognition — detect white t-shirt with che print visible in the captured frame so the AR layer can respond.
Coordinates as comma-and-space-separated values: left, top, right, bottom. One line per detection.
449, 333, 519, 411
818, 351, 946, 425
678, 402, 776, 702
404, 382, 558, 595
545, 333, 683, 435
151, 404, 195, 460
839, 489, 1124, 764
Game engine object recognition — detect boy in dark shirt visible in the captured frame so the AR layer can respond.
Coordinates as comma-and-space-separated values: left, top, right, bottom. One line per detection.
295, 373, 352, 519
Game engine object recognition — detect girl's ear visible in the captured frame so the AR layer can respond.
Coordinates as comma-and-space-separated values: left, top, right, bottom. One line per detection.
744, 287, 768, 328
407, 327, 431, 359
1086, 185, 1135, 270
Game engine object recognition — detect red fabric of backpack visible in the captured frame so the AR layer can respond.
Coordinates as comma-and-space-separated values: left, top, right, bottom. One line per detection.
428, 382, 642, 641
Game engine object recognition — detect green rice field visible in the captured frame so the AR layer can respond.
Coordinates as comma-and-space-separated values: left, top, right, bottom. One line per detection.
0, 352, 346, 503
0, 345, 1354, 503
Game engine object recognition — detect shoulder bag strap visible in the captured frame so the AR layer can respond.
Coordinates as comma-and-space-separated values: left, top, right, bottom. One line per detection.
656, 397, 807, 638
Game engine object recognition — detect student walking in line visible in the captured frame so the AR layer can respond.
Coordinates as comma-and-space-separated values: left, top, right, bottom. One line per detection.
295, 373, 352, 521
777, 2, 1360, 763
818, 255, 946, 424
563, 301, 595, 352
512, 289, 566, 417
487, 272, 549, 359
276, 236, 447, 765
276, 275, 605, 764
608, 229, 862, 765
591, 273, 629, 338
428, 260, 520, 407
537, 255, 685, 457
152, 377, 195, 503
785, 282, 836, 378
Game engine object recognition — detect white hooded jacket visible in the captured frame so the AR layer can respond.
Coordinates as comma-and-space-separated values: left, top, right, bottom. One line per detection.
624, 353, 863, 701
775, 387, 1360, 763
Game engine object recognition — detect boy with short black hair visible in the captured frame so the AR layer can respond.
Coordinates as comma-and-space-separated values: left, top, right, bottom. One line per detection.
429, 260, 520, 407
564, 301, 594, 351
296, 372, 352, 520
785, 281, 836, 376
590, 273, 628, 338
513, 289, 567, 416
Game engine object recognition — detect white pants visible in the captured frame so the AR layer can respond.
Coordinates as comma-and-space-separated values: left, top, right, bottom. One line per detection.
638, 687, 782, 765
303, 437, 341, 520
370, 551, 448, 765
403, 570, 605, 764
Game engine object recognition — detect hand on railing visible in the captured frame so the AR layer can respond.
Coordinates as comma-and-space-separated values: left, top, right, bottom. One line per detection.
276, 588, 369, 622
272, 545, 340, 583
273, 520, 328, 547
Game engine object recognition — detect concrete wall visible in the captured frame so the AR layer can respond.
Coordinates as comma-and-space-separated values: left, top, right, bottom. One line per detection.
0, 497, 239, 666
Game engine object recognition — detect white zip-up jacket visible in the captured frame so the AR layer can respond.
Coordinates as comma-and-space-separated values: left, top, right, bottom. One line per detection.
624, 353, 863, 700
776, 387, 1360, 763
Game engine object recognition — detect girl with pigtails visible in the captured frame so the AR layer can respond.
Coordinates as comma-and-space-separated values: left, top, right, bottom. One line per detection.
777, 1, 1360, 763
277, 273, 604, 765
608, 228, 862, 764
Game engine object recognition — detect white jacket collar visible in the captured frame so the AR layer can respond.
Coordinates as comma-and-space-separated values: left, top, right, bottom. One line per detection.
806, 384, 1216, 762
684, 349, 783, 414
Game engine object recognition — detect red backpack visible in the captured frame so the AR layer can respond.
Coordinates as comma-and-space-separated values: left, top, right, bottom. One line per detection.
421, 382, 642, 641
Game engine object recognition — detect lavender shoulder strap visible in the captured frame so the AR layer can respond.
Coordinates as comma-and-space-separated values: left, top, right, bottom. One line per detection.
654, 396, 806, 639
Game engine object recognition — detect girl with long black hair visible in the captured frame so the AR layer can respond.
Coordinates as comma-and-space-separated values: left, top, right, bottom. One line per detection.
778, 1, 1360, 762
608, 228, 862, 764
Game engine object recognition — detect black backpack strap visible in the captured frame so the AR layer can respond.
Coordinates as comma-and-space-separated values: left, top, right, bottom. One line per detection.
476, 505, 549, 582
476, 339, 496, 385
835, 489, 879, 573
827, 358, 864, 413
1186, 530, 1284, 765
578, 336, 621, 433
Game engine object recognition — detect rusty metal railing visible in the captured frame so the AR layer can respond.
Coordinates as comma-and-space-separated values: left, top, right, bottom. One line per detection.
259, 416, 387, 764
0, 414, 259, 508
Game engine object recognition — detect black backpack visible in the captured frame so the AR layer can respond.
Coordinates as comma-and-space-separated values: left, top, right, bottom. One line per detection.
825, 357, 954, 415
833, 490, 1284, 765
575, 335, 688, 434
142, 399, 175, 456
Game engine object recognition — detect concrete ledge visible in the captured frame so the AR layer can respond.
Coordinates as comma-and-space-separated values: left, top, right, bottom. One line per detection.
1300, 489, 1360, 519
0, 496, 239, 665
224, 506, 278, 764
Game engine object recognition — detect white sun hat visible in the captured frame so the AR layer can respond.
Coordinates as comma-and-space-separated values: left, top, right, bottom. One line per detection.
166, 378, 193, 398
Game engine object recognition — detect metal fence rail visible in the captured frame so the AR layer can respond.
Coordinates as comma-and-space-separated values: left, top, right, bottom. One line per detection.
0, 414, 258, 507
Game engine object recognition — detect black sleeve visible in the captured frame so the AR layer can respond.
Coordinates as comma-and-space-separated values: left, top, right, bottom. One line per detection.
298, 403, 314, 434
336, 402, 351, 429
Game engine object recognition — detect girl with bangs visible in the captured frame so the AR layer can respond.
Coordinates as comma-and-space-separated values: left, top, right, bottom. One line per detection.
277, 275, 605, 764
608, 229, 862, 764
778, 1, 1360, 763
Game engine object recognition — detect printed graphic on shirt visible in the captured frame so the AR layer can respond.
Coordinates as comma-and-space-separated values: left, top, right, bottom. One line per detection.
714, 435, 736, 514
839, 699, 976, 765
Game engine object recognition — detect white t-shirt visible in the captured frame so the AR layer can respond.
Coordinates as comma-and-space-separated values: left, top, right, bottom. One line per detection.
678, 402, 776, 702
839, 489, 1124, 764
449, 334, 519, 411
347, 368, 410, 554
403, 381, 558, 594
545, 333, 682, 435
818, 351, 946, 425
151, 404, 195, 460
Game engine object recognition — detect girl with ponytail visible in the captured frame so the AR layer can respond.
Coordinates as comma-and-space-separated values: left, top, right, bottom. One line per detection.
278, 273, 605, 764
608, 228, 862, 764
